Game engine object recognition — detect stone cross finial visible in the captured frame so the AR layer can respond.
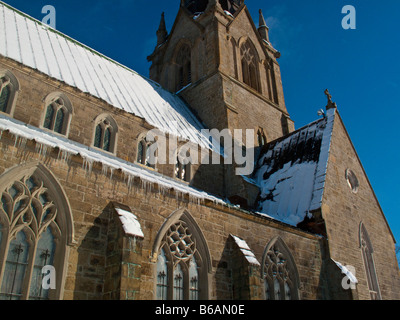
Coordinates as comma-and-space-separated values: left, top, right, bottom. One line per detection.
325, 89, 337, 110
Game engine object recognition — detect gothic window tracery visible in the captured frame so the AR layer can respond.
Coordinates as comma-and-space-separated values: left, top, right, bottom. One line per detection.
360, 223, 381, 300
240, 41, 260, 92
262, 237, 299, 300
0, 166, 70, 300
156, 218, 202, 300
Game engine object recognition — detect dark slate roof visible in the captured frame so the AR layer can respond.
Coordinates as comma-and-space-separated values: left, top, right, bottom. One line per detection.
253, 109, 336, 226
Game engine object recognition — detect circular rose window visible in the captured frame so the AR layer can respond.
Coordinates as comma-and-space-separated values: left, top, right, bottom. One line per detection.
345, 169, 359, 193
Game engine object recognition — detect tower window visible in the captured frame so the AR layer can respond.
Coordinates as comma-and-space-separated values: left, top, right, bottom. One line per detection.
176, 44, 192, 92
240, 40, 260, 92
183, 0, 209, 14
257, 128, 267, 147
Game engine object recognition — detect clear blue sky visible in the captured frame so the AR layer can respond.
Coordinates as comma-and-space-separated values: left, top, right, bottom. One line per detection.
3, 0, 400, 248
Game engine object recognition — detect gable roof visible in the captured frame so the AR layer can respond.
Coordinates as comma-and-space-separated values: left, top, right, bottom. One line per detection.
0, 1, 216, 152
254, 109, 336, 226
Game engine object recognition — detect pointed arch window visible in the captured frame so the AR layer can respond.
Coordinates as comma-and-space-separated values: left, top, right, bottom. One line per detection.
257, 128, 267, 147
136, 134, 157, 169
360, 223, 381, 300
0, 164, 73, 300
262, 237, 300, 300
42, 93, 73, 136
93, 114, 118, 153
154, 211, 210, 300
176, 44, 192, 92
240, 40, 260, 93
175, 149, 191, 182
0, 70, 20, 115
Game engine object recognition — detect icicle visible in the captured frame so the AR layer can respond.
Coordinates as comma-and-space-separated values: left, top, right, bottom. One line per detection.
109, 167, 115, 181
12, 135, 20, 157
102, 163, 109, 178
0, 130, 3, 141
82, 157, 94, 177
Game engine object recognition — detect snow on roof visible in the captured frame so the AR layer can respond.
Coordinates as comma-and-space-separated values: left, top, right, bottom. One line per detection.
231, 234, 260, 266
115, 208, 144, 238
0, 114, 226, 205
253, 108, 336, 226
0, 2, 216, 152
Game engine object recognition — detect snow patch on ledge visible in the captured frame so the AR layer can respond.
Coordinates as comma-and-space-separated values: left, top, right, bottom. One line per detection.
0, 114, 225, 205
333, 260, 358, 284
231, 234, 260, 266
115, 208, 144, 238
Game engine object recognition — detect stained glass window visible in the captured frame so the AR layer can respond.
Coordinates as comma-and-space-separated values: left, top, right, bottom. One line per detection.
54, 108, 65, 134
156, 219, 203, 300
43, 96, 70, 135
103, 127, 112, 152
0, 231, 30, 300
94, 124, 103, 149
263, 238, 299, 300
0, 171, 60, 300
137, 141, 144, 164
189, 258, 199, 300
156, 249, 168, 300
0, 84, 10, 113
29, 227, 56, 300
44, 105, 55, 130
93, 118, 116, 153
173, 263, 184, 300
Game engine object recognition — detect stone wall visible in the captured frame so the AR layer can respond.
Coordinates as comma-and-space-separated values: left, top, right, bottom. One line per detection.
321, 111, 400, 300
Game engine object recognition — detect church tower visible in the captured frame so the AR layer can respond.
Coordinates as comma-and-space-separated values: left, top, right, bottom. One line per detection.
148, 0, 295, 146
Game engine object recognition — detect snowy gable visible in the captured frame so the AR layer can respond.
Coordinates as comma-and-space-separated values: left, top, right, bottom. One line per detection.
253, 109, 336, 226
0, 2, 215, 152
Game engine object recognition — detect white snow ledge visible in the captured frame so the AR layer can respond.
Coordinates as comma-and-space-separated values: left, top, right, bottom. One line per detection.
231, 234, 260, 266
333, 259, 358, 284
115, 208, 144, 238
0, 114, 225, 205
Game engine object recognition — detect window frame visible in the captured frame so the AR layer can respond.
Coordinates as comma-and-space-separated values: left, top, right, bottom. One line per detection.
41, 92, 73, 137
261, 237, 300, 300
359, 223, 382, 300
92, 114, 118, 154
239, 39, 261, 93
152, 209, 211, 301
136, 133, 157, 170
0, 162, 74, 300
0, 69, 20, 117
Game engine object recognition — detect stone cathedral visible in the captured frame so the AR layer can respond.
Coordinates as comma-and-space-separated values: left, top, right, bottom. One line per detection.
0, 0, 399, 300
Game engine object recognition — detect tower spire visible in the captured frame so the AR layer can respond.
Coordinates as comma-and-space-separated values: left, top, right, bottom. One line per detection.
156, 12, 168, 46
258, 9, 270, 43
